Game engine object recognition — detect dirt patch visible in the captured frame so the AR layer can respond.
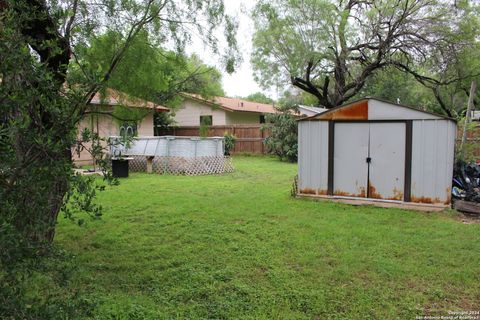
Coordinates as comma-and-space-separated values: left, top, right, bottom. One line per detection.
456, 213, 480, 224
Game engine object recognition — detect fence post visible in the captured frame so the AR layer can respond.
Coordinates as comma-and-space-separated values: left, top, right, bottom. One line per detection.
232, 125, 236, 153
193, 137, 198, 158
261, 126, 264, 154
165, 137, 173, 174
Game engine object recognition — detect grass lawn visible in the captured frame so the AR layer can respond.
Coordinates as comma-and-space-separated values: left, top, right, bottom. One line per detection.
56, 156, 480, 319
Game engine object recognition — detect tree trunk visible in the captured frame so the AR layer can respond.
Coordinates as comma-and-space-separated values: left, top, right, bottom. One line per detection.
45, 149, 72, 243
11, 132, 73, 245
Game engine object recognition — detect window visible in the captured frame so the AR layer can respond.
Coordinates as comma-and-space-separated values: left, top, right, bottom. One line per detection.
200, 115, 213, 126
119, 123, 137, 137
259, 115, 266, 124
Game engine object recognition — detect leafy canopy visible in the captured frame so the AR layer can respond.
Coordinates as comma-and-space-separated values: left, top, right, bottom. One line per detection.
252, 0, 479, 112
77, 30, 225, 110
243, 92, 275, 104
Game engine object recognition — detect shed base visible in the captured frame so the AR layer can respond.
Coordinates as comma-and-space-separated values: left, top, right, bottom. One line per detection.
297, 193, 449, 212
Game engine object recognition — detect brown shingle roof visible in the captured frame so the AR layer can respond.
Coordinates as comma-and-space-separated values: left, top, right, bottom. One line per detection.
90, 88, 169, 112
181, 93, 277, 114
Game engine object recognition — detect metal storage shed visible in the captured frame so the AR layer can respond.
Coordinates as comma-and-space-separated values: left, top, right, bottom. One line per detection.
297, 98, 457, 210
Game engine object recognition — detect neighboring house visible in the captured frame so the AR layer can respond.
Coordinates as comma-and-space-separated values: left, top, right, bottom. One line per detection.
73, 88, 169, 165
173, 93, 277, 126
296, 105, 328, 117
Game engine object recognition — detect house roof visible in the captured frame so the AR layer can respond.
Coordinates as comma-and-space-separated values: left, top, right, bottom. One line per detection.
181, 93, 277, 114
297, 105, 328, 115
90, 88, 169, 112
299, 97, 455, 122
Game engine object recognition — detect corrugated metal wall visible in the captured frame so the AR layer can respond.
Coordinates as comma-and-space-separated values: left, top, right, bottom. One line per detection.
298, 118, 456, 205
411, 120, 456, 204
298, 121, 329, 195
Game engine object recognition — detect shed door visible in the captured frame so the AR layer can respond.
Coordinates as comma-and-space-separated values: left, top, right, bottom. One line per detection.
333, 123, 369, 197
369, 123, 405, 200
333, 122, 406, 200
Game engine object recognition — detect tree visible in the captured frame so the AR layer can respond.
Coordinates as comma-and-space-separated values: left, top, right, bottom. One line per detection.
79, 31, 225, 109
263, 103, 299, 163
0, 0, 237, 254
357, 66, 437, 109
244, 92, 275, 104
79, 31, 226, 133
252, 0, 477, 111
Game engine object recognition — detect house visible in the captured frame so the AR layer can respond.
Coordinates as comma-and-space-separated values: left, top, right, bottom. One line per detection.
73, 88, 169, 165
297, 97, 456, 211
172, 93, 277, 126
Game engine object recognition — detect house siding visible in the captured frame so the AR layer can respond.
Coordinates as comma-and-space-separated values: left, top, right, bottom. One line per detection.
73, 109, 154, 165
74, 113, 116, 165
138, 112, 154, 136
174, 98, 227, 126
225, 112, 261, 125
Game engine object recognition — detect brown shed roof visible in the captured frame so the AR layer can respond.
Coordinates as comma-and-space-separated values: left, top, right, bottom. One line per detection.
90, 88, 169, 112
181, 93, 277, 114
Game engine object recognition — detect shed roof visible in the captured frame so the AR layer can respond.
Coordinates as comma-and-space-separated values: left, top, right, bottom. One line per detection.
90, 88, 169, 112
299, 97, 455, 122
181, 93, 277, 114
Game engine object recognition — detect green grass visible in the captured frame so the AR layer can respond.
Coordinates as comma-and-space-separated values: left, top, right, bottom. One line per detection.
56, 156, 480, 319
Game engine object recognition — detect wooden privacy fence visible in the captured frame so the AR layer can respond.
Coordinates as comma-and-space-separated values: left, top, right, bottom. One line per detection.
156, 125, 270, 154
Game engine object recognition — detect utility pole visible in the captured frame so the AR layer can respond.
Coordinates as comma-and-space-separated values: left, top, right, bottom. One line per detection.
460, 81, 477, 160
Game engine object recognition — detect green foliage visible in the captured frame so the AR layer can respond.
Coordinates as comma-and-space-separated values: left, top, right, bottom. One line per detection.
79, 31, 226, 110
277, 90, 315, 107
263, 105, 298, 162
456, 117, 479, 162
223, 132, 236, 156
357, 67, 438, 109
199, 123, 210, 138
243, 92, 275, 104
251, 0, 479, 114
0, 249, 95, 319
153, 112, 176, 135
0, 1, 238, 317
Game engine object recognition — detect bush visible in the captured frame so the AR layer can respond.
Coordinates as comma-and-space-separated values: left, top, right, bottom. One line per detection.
263, 105, 299, 162
223, 132, 236, 156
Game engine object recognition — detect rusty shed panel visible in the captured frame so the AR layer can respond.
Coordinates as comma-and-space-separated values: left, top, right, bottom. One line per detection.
316, 100, 368, 121
298, 121, 329, 195
411, 120, 456, 204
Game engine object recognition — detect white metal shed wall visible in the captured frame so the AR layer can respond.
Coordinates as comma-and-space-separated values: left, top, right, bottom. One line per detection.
298, 121, 329, 194
297, 98, 457, 206
411, 119, 456, 204
368, 100, 441, 120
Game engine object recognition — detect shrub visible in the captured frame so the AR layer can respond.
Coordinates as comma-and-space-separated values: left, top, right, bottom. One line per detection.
223, 132, 236, 156
263, 105, 299, 162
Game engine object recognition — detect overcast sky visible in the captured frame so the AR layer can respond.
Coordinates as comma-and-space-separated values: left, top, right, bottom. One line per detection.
187, 0, 275, 99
